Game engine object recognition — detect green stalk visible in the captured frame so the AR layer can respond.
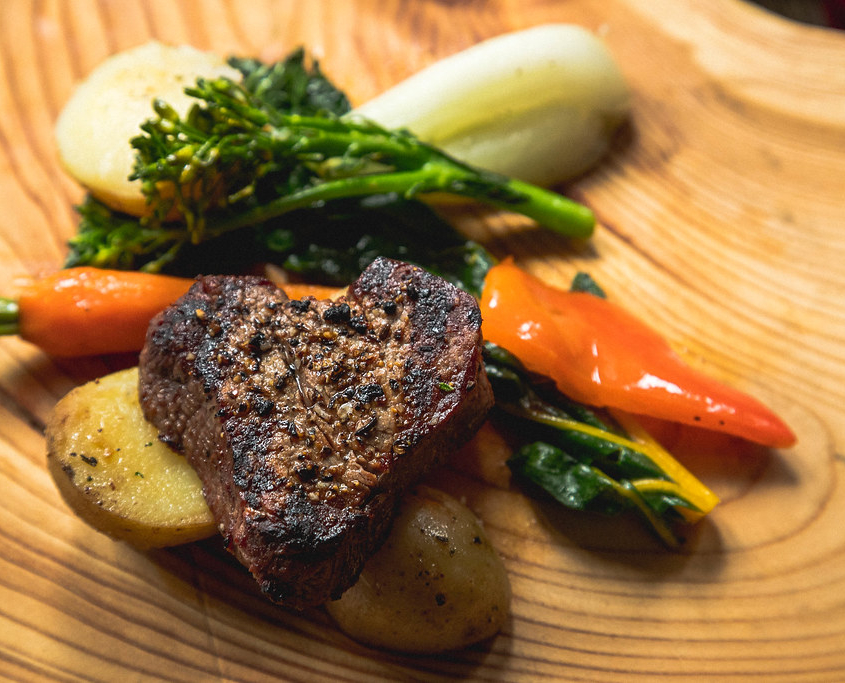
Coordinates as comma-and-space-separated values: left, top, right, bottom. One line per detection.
67, 56, 599, 273
483, 341, 717, 547
501, 178, 595, 238
274, 115, 596, 237
204, 164, 594, 240
135, 79, 597, 245
617, 481, 681, 549
0, 297, 20, 336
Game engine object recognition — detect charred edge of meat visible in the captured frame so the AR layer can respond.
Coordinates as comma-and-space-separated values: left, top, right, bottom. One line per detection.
138, 258, 493, 608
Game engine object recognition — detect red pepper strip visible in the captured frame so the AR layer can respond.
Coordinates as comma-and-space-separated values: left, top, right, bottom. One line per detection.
479, 259, 796, 449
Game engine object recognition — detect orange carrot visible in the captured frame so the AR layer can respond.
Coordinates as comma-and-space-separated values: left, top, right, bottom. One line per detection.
1, 267, 344, 357
1, 268, 194, 356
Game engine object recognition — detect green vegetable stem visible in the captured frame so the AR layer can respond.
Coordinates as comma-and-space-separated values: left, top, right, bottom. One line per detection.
0, 297, 19, 336
483, 342, 716, 548
65, 50, 593, 274
135, 78, 594, 239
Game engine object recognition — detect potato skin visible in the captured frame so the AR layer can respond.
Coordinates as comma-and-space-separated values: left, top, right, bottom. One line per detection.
326, 485, 510, 653
46, 367, 215, 548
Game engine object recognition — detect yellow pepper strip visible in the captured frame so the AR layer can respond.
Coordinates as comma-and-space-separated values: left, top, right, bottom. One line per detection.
612, 410, 720, 519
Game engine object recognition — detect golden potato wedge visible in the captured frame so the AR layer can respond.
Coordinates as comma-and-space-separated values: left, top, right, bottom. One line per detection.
46, 367, 215, 548
326, 485, 511, 653
55, 41, 240, 216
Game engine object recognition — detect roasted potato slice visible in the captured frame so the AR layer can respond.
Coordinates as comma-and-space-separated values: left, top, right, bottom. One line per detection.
327, 485, 511, 653
55, 41, 240, 216
46, 367, 215, 547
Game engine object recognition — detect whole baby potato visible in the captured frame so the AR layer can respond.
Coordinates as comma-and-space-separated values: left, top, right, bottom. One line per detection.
326, 485, 510, 653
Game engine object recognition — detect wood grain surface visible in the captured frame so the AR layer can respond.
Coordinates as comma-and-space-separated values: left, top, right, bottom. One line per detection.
1, 1, 844, 680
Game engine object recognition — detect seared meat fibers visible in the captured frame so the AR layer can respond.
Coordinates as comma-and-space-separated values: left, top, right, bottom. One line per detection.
138, 258, 493, 608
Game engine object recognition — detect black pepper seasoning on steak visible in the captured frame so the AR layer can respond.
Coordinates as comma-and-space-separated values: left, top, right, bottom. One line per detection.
138, 258, 493, 609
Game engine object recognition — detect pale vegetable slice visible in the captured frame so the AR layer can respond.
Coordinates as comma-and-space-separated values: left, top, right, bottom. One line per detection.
353, 24, 630, 187
54, 41, 241, 216
326, 485, 511, 653
45, 366, 216, 547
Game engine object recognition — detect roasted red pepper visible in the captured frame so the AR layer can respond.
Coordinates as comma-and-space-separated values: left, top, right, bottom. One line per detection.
479, 259, 796, 448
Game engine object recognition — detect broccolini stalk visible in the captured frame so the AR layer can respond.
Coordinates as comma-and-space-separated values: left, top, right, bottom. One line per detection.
65, 50, 593, 274
483, 342, 719, 547
128, 75, 593, 255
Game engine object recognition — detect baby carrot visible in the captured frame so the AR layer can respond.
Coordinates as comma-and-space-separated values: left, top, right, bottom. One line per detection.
1, 267, 346, 357
1, 268, 194, 356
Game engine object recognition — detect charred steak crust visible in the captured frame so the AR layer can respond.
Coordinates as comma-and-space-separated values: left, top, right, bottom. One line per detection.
138, 258, 493, 608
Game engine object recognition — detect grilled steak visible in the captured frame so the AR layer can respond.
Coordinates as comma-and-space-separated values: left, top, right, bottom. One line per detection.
138, 258, 493, 609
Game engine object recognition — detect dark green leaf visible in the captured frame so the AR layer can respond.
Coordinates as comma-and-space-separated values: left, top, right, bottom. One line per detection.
484, 341, 697, 547
570, 271, 607, 298
66, 47, 591, 276
228, 49, 351, 117
66, 196, 187, 272
510, 442, 628, 514
257, 194, 494, 296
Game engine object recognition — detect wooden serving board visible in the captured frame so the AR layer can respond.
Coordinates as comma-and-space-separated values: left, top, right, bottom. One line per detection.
2, 0, 844, 680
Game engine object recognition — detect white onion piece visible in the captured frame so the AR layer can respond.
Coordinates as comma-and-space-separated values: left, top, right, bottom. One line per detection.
353, 24, 630, 186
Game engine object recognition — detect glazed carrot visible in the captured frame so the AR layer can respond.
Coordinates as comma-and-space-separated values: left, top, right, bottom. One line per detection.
0, 268, 347, 357
480, 258, 796, 449
0, 268, 194, 356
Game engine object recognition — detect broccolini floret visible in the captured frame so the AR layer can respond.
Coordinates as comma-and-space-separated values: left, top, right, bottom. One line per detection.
66, 49, 593, 275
